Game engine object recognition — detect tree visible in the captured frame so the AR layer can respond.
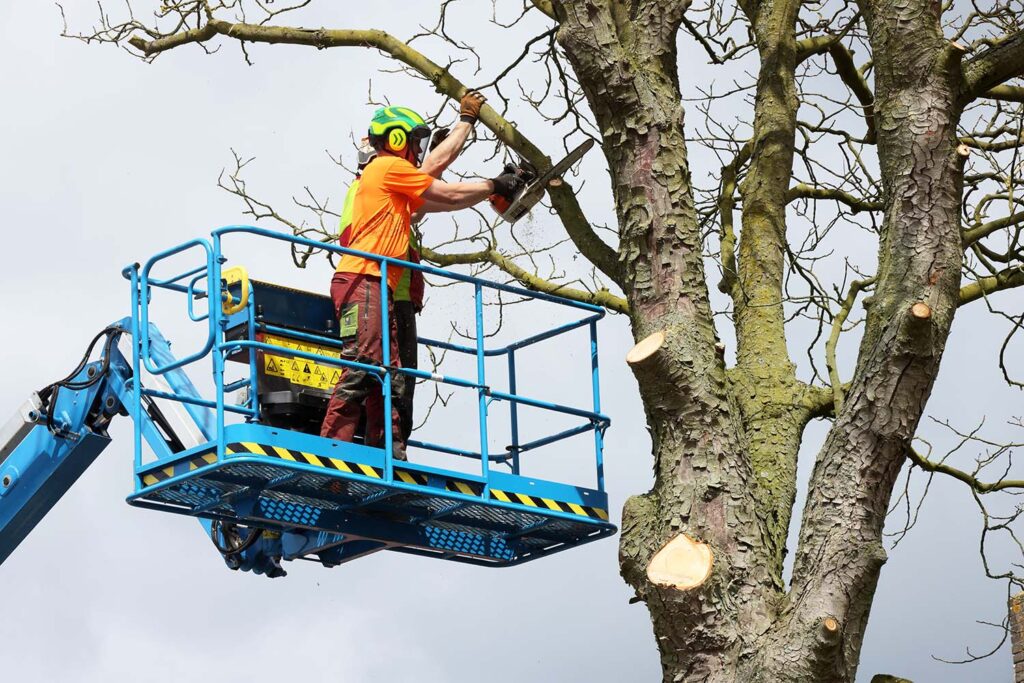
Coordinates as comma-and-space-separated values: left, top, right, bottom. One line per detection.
63, 1, 1024, 680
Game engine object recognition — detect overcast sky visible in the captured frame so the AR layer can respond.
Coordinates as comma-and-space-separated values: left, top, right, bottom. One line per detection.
1, 3, 1022, 682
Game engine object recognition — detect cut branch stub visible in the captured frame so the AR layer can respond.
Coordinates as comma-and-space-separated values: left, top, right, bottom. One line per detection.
819, 616, 842, 647
646, 533, 714, 591
910, 302, 932, 320
626, 330, 666, 367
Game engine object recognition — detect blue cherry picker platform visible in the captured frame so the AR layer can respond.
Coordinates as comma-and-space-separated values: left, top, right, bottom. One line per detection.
0, 226, 614, 577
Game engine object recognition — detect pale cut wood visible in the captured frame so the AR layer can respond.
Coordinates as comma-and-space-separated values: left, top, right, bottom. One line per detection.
646, 533, 714, 590
626, 330, 666, 366
910, 302, 931, 319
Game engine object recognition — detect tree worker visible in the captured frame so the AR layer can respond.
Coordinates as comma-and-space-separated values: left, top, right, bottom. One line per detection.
336, 135, 427, 443
320, 93, 526, 460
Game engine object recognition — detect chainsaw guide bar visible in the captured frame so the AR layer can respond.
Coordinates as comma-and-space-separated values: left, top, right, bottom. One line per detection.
498, 138, 595, 224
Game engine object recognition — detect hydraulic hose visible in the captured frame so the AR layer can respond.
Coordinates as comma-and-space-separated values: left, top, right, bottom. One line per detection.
38, 326, 123, 434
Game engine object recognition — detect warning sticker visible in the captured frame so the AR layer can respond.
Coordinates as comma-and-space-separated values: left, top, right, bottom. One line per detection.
262, 334, 343, 391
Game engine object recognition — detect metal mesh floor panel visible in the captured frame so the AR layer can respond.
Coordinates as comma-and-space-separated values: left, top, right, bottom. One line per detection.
133, 458, 613, 565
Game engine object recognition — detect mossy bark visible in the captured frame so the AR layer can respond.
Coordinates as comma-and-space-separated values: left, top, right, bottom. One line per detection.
758, 1, 967, 679
554, 0, 967, 681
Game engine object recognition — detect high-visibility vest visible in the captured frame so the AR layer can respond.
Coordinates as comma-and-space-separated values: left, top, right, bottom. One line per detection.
338, 177, 423, 308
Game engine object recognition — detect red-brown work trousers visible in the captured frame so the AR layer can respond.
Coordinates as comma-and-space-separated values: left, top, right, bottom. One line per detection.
320, 272, 405, 453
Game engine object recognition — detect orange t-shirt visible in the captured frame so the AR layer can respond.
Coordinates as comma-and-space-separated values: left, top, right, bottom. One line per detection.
336, 155, 434, 290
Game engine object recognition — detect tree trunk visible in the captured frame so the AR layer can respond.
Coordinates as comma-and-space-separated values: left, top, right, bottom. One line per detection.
553, 1, 781, 679
755, 1, 966, 680
556, 0, 967, 680
1010, 592, 1024, 682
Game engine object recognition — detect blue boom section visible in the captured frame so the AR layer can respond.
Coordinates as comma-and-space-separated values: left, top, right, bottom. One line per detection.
0, 320, 215, 565
0, 384, 113, 565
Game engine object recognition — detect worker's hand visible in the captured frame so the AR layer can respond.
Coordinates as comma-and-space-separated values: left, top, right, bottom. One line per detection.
490, 168, 527, 202
460, 90, 486, 124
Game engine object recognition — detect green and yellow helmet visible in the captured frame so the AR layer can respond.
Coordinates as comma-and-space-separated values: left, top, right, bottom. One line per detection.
368, 106, 431, 158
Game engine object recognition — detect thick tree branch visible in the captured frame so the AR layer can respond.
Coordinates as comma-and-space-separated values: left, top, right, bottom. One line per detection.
983, 84, 1024, 103
129, 18, 623, 287
962, 31, 1024, 102
420, 245, 628, 313
960, 131, 1024, 153
827, 43, 876, 144
786, 183, 882, 213
959, 266, 1024, 305
825, 277, 875, 412
528, 0, 558, 20
963, 211, 1024, 246
796, 34, 839, 63
906, 446, 1024, 493
717, 141, 751, 294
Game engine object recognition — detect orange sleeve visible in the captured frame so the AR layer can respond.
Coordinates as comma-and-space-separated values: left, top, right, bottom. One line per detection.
382, 159, 435, 203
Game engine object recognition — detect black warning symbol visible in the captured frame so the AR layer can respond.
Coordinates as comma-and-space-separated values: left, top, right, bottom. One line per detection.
266, 358, 280, 373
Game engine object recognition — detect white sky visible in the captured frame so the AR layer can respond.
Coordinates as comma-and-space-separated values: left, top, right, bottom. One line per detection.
0, 2, 1021, 682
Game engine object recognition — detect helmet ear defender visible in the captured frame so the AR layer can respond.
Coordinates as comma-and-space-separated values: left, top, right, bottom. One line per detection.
387, 128, 408, 152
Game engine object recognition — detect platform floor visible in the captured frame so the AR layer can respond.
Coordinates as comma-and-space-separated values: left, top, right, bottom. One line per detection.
128, 426, 615, 567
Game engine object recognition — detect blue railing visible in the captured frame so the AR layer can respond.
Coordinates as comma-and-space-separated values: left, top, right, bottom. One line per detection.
124, 225, 609, 494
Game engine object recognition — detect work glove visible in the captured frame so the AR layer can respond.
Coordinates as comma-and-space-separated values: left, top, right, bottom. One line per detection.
490, 166, 527, 202
460, 90, 487, 124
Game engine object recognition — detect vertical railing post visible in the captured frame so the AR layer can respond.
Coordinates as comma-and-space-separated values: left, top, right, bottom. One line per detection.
128, 265, 144, 481
244, 290, 260, 422
381, 260, 393, 483
475, 283, 490, 493
507, 350, 521, 475
211, 234, 226, 462
590, 320, 605, 491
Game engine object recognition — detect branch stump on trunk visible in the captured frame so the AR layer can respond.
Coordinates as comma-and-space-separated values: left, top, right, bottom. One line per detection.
646, 533, 714, 591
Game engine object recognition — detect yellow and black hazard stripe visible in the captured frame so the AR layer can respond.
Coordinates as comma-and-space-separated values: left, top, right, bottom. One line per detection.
394, 469, 483, 496
140, 441, 608, 522
445, 479, 484, 496
394, 468, 428, 486
490, 488, 609, 521
140, 450, 218, 487
225, 441, 384, 479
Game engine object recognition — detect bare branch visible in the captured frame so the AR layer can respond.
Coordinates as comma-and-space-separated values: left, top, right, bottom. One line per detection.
126, 17, 622, 285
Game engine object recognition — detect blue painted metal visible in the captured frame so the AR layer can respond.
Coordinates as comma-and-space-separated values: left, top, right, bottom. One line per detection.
590, 320, 606, 491
0, 364, 116, 565
507, 350, 521, 475
474, 283, 490, 491
0, 224, 615, 574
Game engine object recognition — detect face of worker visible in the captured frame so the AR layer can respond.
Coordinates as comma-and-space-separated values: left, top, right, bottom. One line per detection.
408, 139, 423, 167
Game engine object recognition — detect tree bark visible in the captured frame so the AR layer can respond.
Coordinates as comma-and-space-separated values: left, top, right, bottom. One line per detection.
553, 1, 779, 679
559, 0, 967, 680
755, 1, 967, 680
1010, 592, 1024, 682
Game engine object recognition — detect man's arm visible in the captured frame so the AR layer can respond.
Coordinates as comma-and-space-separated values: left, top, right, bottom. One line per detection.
420, 179, 495, 212
420, 121, 472, 179
419, 91, 486, 179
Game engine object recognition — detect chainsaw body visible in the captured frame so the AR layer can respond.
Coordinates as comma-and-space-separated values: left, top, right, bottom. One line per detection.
489, 139, 594, 224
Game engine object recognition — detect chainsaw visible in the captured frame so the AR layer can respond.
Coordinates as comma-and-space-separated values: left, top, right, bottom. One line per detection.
488, 138, 595, 224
